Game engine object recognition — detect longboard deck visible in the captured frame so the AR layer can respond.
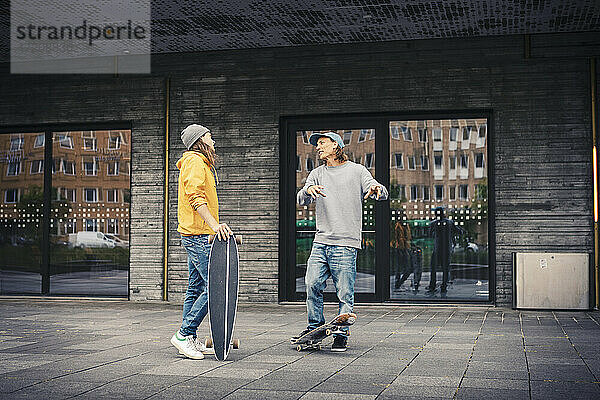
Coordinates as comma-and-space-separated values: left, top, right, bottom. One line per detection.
208, 235, 240, 361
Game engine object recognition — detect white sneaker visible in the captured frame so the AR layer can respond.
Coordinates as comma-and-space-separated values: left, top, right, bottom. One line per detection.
170, 332, 204, 359
193, 337, 215, 355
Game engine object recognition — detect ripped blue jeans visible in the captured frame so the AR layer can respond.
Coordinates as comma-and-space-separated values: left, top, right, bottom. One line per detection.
305, 242, 357, 337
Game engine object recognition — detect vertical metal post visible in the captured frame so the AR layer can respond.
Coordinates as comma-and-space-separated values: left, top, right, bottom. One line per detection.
163, 78, 170, 301
41, 130, 52, 294
591, 58, 599, 309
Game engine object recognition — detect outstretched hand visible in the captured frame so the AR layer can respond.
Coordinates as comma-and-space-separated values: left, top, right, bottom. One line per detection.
307, 185, 326, 199
364, 185, 383, 200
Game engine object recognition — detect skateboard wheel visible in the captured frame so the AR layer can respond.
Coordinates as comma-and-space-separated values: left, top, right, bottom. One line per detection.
232, 338, 240, 349
325, 329, 331, 336
296, 344, 303, 352
205, 337, 213, 348
315, 344, 321, 351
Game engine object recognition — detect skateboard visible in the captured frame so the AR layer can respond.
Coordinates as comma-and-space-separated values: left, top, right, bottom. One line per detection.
291, 312, 357, 351
207, 234, 242, 361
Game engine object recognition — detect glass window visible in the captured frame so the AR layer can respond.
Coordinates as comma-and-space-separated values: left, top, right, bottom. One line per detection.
402, 126, 412, 141
408, 156, 416, 170
10, 136, 24, 151
433, 128, 442, 142
107, 161, 120, 176
434, 154, 443, 170
450, 156, 457, 170
30, 160, 44, 174
418, 128, 428, 143
459, 184, 469, 200
435, 185, 444, 200
410, 185, 418, 201
422, 186, 430, 201
57, 134, 73, 149
84, 188, 98, 203
5, 188, 20, 203
449, 185, 456, 200
421, 156, 429, 171
449, 127, 458, 142
391, 184, 405, 199
343, 131, 353, 145
365, 153, 374, 169
34, 134, 45, 148
83, 159, 97, 176
479, 124, 487, 138
296, 156, 302, 172
83, 131, 97, 151
106, 219, 119, 235
107, 189, 119, 203
462, 126, 471, 141
393, 153, 403, 169
108, 135, 121, 150
475, 153, 485, 168
59, 188, 76, 202
7, 161, 21, 176
84, 218, 97, 231
460, 154, 469, 169
306, 158, 314, 172
63, 160, 75, 175
390, 126, 400, 140
358, 130, 367, 143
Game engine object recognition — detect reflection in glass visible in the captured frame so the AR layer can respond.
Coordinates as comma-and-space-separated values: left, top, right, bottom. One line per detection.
0, 133, 45, 294
390, 119, 488, 301
295, 129, 376, 295
49, 130, 130, 296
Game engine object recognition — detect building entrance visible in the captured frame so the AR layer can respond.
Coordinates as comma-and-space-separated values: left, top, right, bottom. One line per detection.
280, 114, 492, 303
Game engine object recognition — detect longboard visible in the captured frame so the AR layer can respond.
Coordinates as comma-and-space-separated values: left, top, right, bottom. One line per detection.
292, 312, 357, 351
207, 234, 242, 361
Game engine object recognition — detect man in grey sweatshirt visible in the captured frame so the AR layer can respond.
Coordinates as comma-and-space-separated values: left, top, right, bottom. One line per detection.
294, 131, 388, 352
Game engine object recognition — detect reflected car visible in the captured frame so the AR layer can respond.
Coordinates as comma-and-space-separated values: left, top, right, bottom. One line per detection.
453, 242, 479, 254
105, 234, 129, 248
69, 231, 116, 248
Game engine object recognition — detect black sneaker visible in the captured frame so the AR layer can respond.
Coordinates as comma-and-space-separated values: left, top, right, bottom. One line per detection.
291, 328, 311, 344
331, 335, 347, 352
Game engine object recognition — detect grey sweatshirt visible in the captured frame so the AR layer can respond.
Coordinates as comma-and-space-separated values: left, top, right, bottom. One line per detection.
297, 161, 389, 249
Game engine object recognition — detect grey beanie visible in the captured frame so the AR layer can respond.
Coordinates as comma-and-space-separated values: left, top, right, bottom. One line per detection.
181, 124, 210, 149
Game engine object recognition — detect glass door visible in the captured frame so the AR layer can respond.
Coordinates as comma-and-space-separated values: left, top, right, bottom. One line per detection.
0, 132, 46, 294
294, 128, 377, 300
389, 119, 490, 301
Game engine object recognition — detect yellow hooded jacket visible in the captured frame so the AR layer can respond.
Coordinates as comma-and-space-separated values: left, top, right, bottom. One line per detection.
176, 151, 219, 235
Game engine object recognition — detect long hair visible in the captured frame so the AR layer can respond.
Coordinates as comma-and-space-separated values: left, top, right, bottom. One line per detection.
334, 145, 348, 163
189, 139, 218, 166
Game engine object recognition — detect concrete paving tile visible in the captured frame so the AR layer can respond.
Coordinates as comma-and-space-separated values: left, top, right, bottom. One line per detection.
300, 393, 377, 400
459, 377, 529, 390
223, 389, 304, 400
380, 384, 458, 398
529, 364, 596, 382
530, 380, 600, 399
392, 375, 462, 387
455, 387, 529, 400
311, 381, 386, 395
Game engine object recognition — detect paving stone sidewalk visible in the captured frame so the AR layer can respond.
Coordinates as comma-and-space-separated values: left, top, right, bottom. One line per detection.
0, 300, 599, 399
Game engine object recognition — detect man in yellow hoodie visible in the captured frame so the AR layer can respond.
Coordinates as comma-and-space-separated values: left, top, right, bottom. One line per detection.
170, 124, 233, 360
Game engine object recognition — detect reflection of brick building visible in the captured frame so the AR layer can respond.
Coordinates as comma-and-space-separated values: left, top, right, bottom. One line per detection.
295, 120, 488, 244
0, 130, 131, 241
389, 119, 488, 243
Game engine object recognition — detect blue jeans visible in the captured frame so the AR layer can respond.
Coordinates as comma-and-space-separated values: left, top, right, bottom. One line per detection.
179, 234, 211, 337
305, 242, 357, 337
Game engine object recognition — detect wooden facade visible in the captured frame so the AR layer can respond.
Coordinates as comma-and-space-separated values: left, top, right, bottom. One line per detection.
0, 32, 598, 305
